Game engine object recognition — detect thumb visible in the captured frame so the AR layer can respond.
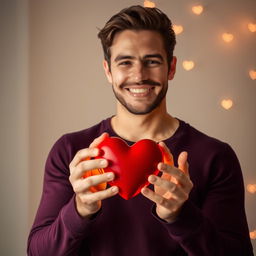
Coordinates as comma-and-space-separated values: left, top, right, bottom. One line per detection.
178, 151, 189, 175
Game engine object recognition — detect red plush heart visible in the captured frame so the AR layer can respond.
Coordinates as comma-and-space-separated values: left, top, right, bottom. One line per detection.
96, 137, 164, 200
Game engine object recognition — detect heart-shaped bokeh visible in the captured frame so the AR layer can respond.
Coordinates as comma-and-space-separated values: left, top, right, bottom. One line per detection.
173, 24, 184, 35
182, 60, 195, 71
92, 137, 164, 200
222, 33, 234, 43
221, 99, 233, 110
248, 23, 256, 33
192, 5, 203, 15
249, 70, 256, 80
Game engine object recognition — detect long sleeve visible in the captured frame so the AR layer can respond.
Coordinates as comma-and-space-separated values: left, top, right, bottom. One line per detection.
156, 143, 253, 255
27, 135, 93, 256
27, 119, 254, 255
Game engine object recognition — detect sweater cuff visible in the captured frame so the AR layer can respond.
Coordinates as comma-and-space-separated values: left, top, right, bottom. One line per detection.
61, 194, 101, 236
152, 200, 203, 237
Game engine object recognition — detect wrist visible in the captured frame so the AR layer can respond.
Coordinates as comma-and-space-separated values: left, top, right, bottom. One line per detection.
75, 195, 99, 219
157, 207, 181, 224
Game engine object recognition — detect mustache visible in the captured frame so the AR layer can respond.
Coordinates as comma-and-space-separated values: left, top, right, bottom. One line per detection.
121, 79, 161, 88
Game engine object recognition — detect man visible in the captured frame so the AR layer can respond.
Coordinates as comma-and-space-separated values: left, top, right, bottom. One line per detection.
27, 5, 253, 255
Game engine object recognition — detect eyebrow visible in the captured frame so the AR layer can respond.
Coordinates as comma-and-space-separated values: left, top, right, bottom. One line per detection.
114, 55, 135, 62
144, 54, 164, 61
114, 54, 164, 62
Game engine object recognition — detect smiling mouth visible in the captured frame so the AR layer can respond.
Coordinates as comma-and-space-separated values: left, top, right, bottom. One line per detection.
124, 87, 155, 97
127, 87, 151, 93
123, 87, 156, 98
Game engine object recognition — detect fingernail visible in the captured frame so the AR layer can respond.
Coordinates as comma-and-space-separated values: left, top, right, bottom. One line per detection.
100, 159, 107, 166
142, 187, 149, 194
94, 148, 99, 155
107, 172, 114, 180
160, 163, 166, 170
111, 186, 118, 193
149, 175, 156, 182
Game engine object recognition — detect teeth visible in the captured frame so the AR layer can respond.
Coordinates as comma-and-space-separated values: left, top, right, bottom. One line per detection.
129, 88, 149, 93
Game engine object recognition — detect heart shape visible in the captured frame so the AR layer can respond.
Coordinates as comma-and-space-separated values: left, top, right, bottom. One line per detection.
143, 0, 156, 8
192, 5, 203, 15
247, 184, 256, 194
249, 70, 256, 80
222, 33, 234, 43
221, 99, 233, 110
248, 23, 256, 33
173, 24, 184, 35
96, 137, 163, 200
182, 60, 195, 71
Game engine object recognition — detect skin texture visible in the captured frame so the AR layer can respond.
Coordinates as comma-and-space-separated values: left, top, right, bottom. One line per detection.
104, 30, 174, 115
69, 30, 193, 222
69, 133, 119, 218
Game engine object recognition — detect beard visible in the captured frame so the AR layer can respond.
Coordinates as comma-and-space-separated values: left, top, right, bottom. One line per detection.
112, 81, 168, 115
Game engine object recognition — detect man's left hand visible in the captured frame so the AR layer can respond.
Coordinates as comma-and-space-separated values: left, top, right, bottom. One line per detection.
141, 142, 193, 223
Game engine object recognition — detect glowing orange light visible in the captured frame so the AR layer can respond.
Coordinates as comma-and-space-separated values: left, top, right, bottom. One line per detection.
248, 23, 256, 33
247, 184, 256, 194
182, 60, 195, 71
222, 33, 234, 43
192, 5, 204, 15
249, 70, 256, 80
250, 230, 256, 240
144, 0, 156, 8
221, 99, 233, 110
173, 24, 184, 35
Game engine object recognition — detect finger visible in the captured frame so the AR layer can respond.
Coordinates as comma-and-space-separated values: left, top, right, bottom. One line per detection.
141, 187, 175, 209
89, 132, 109, 148
148, 175, 189, 201
71, 158, 108, 180
73, 172, 115, 193
158, 142, 174, 166
178, 151, 189, 175
70, 148, 100, 170
157, 163, 192, 191
79, 185, 119, 205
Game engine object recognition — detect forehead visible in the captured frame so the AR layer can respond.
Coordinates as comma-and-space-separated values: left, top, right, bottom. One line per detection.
110, 30, 166, 60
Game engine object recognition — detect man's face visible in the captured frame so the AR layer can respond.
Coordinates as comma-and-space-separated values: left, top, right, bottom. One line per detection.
104, 30, 176, 115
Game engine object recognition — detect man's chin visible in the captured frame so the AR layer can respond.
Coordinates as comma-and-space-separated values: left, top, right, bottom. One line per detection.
123, 104, 159, 115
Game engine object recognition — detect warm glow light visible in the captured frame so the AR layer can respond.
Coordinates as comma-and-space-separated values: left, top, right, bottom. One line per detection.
173, 24, 184, 35
221, 99, 233, 110
222, 33, 234, 43
250, 230, 256, 240
182, 61, 195, 71
144, 0, 156, 8
247, 184, 256, 194
248, 23, 256, 33
249, 70, 256, 80
192, 5, 204, 15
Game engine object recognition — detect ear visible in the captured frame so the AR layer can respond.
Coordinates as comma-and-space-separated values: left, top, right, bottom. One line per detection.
168, 56, 177, 80
103, 60, 113, 84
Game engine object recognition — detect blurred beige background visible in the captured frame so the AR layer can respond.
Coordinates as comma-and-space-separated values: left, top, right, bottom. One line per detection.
1, 0, 255, 254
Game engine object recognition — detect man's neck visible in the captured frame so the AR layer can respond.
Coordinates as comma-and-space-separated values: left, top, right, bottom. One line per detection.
111, 103, 179, 143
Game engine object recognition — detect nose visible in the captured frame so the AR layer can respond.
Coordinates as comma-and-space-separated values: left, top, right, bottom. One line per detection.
132, 62, 148, 83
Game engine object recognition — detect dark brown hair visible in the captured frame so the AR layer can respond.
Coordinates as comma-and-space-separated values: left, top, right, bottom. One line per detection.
97, 5, 176, 69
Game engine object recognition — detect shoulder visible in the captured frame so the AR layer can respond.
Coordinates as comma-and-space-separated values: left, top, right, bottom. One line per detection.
174, 120, 244, 200
178, 119, 231, 155
173, 119, 241, 173
48, 117, 111, 165
65, 118, 109, 147
177, 119, 242, 179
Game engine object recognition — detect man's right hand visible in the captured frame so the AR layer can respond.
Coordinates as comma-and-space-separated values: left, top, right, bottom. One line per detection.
69, 133, 119, 218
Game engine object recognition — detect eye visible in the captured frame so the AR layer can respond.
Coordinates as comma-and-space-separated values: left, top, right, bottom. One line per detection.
118, 61, 132, 66
145, 59, 161, 66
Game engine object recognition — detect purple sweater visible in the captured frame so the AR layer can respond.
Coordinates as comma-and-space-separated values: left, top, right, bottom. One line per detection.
27, 118, 253, 255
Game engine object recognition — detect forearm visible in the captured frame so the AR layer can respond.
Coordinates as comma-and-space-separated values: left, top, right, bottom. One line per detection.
158, 201, 252, 255
27, 196, 92, 256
